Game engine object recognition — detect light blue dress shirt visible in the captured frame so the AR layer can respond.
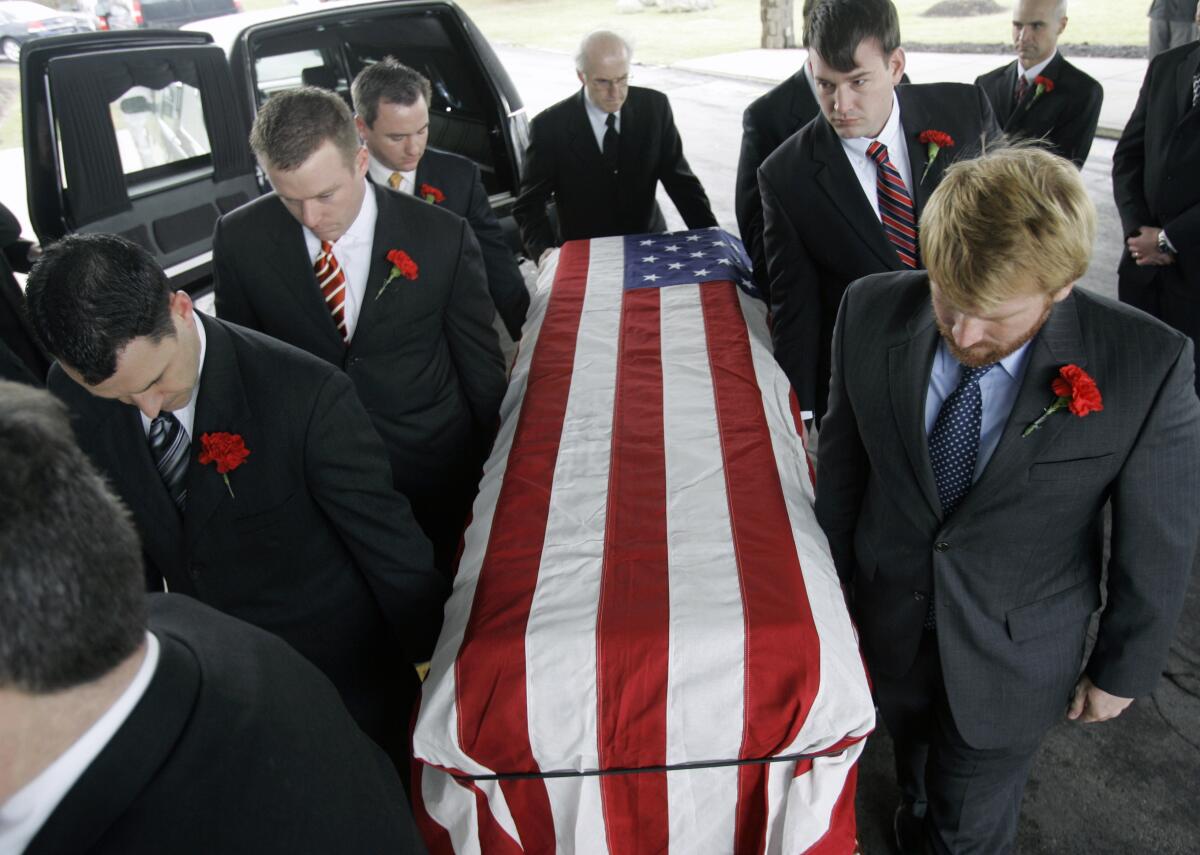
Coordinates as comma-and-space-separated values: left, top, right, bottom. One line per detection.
924, 337, 1034, 481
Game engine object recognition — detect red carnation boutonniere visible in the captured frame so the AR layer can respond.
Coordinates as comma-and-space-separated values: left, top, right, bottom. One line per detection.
1026, 75, 1055, 110
918, 129, 955, 183
377, 249, 418, 300
1022, 364, 1103, 437
419, 183, 446, 205
198, 432, 250, 497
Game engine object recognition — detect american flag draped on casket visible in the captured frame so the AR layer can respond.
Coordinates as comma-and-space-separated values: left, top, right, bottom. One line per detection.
412, 228, 874, 853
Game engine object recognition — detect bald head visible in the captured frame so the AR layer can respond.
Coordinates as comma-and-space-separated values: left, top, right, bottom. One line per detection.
1012, 0, 1068, 68
576, 30, 632, 114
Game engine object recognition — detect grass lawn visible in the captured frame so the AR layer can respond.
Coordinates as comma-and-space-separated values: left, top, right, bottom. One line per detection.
456, 0, 1147, 65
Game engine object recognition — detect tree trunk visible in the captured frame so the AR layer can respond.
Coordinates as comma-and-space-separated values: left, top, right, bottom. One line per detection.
761, 0, 796, 49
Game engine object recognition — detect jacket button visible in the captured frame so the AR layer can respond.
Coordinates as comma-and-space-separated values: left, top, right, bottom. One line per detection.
934, 541, 950, 552
913, 591, 926, 601
188, 563, 201, 579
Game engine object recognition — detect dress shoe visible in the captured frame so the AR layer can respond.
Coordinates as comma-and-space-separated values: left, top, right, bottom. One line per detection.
893, 803, 927, 854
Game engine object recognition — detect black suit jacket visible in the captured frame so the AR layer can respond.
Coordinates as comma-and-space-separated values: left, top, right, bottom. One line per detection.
49, 315, 446, 764
0, 203, 50, 385
213, 184, 507, 499
1113, 41, 1200, 314
414, 146, 530, 340
760, 82, 1000, 423
816, 272, 1200, 749
25, 594, 427, 854
513, 86, 717, 260
975, 53, 1103, 167
735, 70, 912, 291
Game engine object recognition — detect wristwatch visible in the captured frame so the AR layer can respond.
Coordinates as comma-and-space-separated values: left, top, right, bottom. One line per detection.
1157, 230, 1174, 255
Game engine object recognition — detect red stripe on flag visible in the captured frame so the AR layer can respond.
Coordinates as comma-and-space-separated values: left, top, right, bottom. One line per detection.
453, 241, 595, 847
804, 762, 860, 854
410, 763, 457, 854
699, 282, 822, 847
597, 285, 671, 854
734, 765, 769, 854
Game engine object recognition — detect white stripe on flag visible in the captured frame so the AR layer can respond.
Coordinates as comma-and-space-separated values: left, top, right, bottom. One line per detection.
421, 767, 484, 854
659, 282, 744, 851
738, 288, 874, 759
524, 237, 625, 846
779, 741, 865, 852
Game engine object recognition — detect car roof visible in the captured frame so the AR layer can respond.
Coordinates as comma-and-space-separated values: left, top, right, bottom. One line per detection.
184, 0, 444, 57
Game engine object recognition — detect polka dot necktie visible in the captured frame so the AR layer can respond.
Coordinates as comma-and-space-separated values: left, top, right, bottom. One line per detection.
928, 362, 996, 518
866, 141, 919, 269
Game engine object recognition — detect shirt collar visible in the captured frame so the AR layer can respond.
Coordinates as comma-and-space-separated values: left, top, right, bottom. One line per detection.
366, 153, 415, 190
306, 179, 376, 250
840, 90, 903, 158
1018, 51, 1057, 82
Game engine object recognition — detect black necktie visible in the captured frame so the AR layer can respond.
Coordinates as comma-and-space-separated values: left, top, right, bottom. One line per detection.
149, 412, 190, 511
602, 113, 619, 173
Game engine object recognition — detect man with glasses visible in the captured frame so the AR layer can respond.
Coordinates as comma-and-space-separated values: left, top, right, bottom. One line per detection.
513, 29, 717, 263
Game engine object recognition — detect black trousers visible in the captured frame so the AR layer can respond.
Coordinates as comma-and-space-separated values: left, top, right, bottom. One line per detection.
872, 631, 1046, 855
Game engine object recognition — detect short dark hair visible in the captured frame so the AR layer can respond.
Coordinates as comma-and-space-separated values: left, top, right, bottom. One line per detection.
807, 0, 901, 73
801, 0, 819, 47
250, 86, 361, 170
24, 233, 174, 385
0, 381, 145, 693
351, 57, 433, 129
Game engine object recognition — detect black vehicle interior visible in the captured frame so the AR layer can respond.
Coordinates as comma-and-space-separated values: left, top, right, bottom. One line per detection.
246, 9, 513, 197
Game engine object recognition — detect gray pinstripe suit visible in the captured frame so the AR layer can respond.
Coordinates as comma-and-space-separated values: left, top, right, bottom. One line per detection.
815, 270, 1200, 850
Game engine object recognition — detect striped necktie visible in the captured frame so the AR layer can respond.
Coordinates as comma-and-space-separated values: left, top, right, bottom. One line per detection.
149, 412, 189, 511
866, 140, 919, 269
1015, 73, 1029, 105
1192, 73, 1200, 109
315, 240, 349, 342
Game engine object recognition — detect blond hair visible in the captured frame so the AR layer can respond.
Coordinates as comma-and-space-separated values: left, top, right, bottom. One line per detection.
919, 144, 1095, 311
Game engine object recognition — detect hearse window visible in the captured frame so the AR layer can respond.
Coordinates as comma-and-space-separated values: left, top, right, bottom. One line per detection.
255, 49, 328, 97
110, 82, 213, 177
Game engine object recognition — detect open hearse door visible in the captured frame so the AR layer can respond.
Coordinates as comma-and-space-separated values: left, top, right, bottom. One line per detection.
20, 2, 531, 294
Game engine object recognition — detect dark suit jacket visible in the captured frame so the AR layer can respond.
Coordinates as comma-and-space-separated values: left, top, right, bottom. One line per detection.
1113, 41, 1200, 318
513, 86, 717, 261
735, 70, 912, 291
0, 203, 50, 385
25, 594, 427, 854
735, 71, 820, 293
1149, 0, 1198, 20
49, 314, 447, 765
815, 272, 1200, 749
414, 146, 530, 339
213, 183, 507, 500
760, 83, 1000, 423
975, 53, 1103, 167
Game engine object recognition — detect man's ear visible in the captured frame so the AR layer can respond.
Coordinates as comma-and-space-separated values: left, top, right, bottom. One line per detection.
354, 114, 368, 140
576, 69, 586, 87
1052, 282, 1076, 304
888, 47, 907, 85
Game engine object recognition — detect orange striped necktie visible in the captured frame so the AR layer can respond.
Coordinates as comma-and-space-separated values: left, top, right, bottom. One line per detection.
315, 241, 349, 343
866, 141, 919, 269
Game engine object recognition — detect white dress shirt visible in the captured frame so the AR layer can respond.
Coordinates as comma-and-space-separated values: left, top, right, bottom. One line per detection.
582, 87, 620, 152
0, 633, 160, 855
302, 182, 378, 340
838, 92, 915, 225
1017, 51, 1057, 88
367, 153, 415, 195
138, 311, 207, 440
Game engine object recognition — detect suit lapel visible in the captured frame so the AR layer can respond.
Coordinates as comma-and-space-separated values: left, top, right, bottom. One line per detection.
354, 185, 402, 344
969, 293, 1087, 502
889, 295, 943, 520
898, 92, 940, 218
568, 89, 606, 166
22, 634, 200, 855
266, 201, 346, 348
999, 61, 1019, 125
183, 316, 253, 554
98, 405, 184, 557
810, 119, 900, 269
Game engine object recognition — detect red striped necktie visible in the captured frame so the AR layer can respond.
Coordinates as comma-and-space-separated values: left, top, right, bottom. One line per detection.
315, 240, 349, 342
866, 140, 919, 269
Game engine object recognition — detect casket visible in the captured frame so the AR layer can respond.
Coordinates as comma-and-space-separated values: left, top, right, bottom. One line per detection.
412, 229, 874, 853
